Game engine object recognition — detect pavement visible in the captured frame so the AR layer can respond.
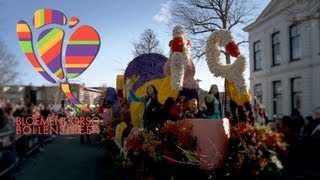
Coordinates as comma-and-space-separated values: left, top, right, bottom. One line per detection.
11, 134, 320, 180
15, 135, 108, 180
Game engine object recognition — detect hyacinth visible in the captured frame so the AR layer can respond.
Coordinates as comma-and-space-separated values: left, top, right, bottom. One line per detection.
124, 53, 167, 91
170, 53, 187, 90
206, 29, 247, 96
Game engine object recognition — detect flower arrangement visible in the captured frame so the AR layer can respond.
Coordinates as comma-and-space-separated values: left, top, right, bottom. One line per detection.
123, 120, 199, 168
161, 120, 196, 149
159, 120, 198, 164
123, 127, 159, 162
227, 123, 288, 176
205, 29, 247, 95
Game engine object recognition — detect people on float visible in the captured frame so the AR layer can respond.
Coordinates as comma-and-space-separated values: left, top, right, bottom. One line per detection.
129, 84, 162, 131
166, 95, 187, 121
161, 97, 175, 122
183, 98, 205, 119
204, 84, 221, 119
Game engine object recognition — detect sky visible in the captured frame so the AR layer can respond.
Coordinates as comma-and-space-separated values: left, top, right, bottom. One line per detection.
0, 0, 270, 91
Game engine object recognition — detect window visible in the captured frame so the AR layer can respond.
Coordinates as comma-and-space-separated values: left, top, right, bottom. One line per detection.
254, 84, 263, 104
272, 32, 281, 66
290, 25, 301, 61
253, 41, 262, 70
291, 77, 302, 111
273, 81, 282, 119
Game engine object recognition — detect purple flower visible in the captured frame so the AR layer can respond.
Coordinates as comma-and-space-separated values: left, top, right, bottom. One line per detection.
124, 53, 168, 90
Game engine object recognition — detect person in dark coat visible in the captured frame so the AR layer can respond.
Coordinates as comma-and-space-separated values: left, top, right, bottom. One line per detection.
129, 85, 162, 131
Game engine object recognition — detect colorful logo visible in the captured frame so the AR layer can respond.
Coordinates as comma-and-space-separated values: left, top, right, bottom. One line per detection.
16, 8, 101, 112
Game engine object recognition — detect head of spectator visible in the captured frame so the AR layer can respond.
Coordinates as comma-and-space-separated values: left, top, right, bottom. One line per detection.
314, 106, 320, 119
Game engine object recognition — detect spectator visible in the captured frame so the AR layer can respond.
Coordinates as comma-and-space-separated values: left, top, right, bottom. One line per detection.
255, 104, 268, 125
300, 116, 315, 136
0, 108, 12, 133
313, 106, 320, 125
33, 107, 45, 152
291, 108, 304, 136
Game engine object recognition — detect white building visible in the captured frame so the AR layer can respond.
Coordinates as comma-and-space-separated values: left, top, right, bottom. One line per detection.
244, 0, 320, 120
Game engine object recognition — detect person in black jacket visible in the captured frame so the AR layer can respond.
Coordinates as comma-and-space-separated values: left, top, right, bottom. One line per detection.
129, 85, 162, 131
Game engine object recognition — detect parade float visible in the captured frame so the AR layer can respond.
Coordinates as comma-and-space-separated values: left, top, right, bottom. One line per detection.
99, 26, 288, 178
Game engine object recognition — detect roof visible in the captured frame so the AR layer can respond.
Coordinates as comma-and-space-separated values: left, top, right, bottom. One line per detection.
243, 0, 292, 32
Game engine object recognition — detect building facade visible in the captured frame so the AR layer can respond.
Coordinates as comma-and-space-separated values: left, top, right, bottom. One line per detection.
0, 84, 104, 109
244, 0, 320, 119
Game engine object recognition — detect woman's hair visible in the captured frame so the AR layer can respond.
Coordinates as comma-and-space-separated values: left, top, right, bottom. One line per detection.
146, 85, 158, 98
175, 95, 186, 103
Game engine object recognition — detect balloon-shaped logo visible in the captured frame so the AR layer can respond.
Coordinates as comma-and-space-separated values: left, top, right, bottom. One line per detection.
16, 8, 101, 112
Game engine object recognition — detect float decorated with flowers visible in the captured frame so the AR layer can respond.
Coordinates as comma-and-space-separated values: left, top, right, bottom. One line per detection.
98, 25, 288, 179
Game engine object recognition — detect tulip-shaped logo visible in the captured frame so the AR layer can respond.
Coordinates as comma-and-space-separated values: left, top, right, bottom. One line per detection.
16, 8, 101, 111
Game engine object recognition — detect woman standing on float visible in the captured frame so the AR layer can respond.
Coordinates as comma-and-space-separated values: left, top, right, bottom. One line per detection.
204, 84, 222, 119
128, 85, 162, 131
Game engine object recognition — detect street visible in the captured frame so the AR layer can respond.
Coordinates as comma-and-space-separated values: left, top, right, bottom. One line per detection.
15, 135, 107, 180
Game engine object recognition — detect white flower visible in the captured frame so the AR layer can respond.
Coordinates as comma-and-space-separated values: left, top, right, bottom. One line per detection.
169, 25, 190, 90
206, 29, 247, 95
271, 155, 283, 170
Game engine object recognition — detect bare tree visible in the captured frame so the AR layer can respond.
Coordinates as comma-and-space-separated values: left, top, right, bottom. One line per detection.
169, 0, 256, 62
287, 0, 320, 23
0, 41, 18, 85
132, 29, 163, 57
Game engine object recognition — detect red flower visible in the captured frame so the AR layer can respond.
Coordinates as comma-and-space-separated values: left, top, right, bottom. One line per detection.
169, 37, 191, 52
226, 41, 240, 57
